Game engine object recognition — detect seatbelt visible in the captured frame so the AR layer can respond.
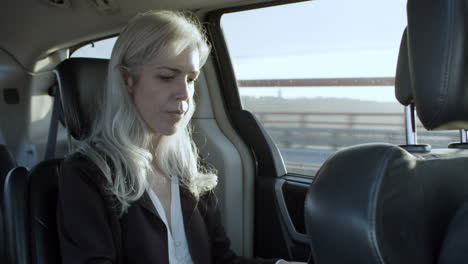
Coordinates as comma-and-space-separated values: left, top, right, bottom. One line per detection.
44, 81, 61, 160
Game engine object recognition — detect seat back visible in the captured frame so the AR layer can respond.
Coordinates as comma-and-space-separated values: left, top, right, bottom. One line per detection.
3, 58, 108, 264
0, 144, 16, 184
305, 144, 468, 264
438, 200, 468, 263
3, 161, 63, 264
28, 159, 62, 264
3, 167, 29, 264
0, 144, 17, 262
305, 0, 468, 263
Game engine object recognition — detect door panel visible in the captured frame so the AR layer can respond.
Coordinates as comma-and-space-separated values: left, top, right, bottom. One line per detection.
233, 110, 311, 261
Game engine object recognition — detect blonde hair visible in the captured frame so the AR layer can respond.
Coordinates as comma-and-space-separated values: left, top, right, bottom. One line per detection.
78, 10, 217, 215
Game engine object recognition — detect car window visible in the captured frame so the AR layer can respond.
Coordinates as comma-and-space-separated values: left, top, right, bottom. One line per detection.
220, 0, 458, 177
71, 37, 117, 59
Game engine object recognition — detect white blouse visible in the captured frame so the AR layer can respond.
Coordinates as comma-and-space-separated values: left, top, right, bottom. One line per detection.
148, 180, 194, 264
148, 181, 285, 264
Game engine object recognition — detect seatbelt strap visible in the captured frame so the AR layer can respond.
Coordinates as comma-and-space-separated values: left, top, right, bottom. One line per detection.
44, 81, 61, 160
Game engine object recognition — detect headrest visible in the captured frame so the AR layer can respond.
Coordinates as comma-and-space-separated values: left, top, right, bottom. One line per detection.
395, 28, 412, 106
305, 143, 468, 263
54, 58, 108, 140
407, 0, 468, 130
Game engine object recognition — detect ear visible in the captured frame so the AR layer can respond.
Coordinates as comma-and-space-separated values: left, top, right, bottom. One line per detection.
122, 70, 135, 93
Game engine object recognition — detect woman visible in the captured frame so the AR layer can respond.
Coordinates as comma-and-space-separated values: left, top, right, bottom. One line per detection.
57, 10, 303, 264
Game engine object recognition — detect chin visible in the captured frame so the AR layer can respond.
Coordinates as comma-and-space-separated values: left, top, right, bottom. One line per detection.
151, 122, 186, 136
156, 126, 178, 136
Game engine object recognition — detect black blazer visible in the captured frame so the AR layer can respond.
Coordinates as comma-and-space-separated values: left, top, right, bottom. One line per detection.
57, 153, 278, 264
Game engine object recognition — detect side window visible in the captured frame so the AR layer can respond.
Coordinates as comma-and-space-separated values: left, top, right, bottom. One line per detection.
71, 37, 117, 59
220, 0, 457, 177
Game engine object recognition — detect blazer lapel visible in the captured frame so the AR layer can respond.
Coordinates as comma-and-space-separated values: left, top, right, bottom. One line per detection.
134, 187, 212, 264
134, 191, 160, 218
180, 187, 211, 264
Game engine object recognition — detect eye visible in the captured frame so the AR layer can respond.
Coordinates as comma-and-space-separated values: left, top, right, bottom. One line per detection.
158, 75, 175, 82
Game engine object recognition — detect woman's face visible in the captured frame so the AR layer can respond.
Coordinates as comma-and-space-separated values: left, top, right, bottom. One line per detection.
127, 46, 200, 136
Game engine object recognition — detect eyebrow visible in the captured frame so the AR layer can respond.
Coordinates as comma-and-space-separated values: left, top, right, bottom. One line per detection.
156, 66, 199, 75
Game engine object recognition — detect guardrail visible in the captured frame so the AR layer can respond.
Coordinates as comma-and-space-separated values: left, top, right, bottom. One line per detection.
265, 126, 456, 149
253, 111, 456, 149
237, 77, 459, 175
255, 111, 408, 129
250, 111, 458, 175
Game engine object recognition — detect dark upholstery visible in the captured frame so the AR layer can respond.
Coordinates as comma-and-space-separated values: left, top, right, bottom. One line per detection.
55, 58, 108, 140
3, 58, 109, 264
438, 201, 468, 263
4, 163, 62, 264
3, 167, 30, 264
407, 0, 468, 130
0, 145, 16, 183
0, 145, 17, 263
394, 28, 412, 106
28, 159, 62, 264
305, 144, 468, 264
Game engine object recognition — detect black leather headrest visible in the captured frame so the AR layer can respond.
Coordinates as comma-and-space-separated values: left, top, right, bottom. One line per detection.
54, 58, 108, 140
407, 0, 468, 130
395, 28, 412, 106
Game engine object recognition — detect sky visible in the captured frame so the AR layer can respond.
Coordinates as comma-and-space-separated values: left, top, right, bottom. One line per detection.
221, 0, 407, 70
73, 0, 408, 102
221, 0, 407, 101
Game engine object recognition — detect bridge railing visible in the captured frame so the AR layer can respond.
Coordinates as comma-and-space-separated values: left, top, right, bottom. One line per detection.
253, 111, 456, 149
237, 78, 459, 175
250, 111, 458, 175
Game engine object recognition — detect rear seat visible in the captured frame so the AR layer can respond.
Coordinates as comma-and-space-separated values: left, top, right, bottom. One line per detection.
0, 143, 17, 263
2, 58, 108, 264
0, 144, 16, 184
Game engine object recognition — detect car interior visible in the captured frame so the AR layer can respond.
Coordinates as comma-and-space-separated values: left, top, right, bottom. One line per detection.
1, 0, 468, 263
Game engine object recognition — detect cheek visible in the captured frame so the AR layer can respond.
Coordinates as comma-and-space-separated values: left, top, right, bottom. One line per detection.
132, 84, 161, 119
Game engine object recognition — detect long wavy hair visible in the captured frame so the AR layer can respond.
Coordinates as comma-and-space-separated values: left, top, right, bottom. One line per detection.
78, 10, 217, 215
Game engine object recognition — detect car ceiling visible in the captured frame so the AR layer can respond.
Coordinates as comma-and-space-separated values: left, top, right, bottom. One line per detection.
0, 0, 273, 72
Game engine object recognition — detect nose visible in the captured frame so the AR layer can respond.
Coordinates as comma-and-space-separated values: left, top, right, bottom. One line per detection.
175, 79, 190, 101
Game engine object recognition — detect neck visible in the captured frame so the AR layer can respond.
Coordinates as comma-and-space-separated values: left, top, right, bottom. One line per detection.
149, 164, 169, 188
149, 133, 161, 152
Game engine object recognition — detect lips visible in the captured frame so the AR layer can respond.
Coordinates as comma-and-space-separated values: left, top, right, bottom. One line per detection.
166, 110, 184, 121
166, 102, 188, 121
168, 110, 184, 115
